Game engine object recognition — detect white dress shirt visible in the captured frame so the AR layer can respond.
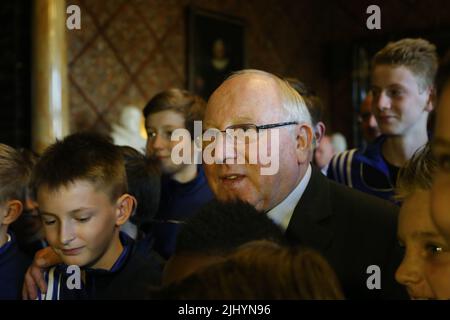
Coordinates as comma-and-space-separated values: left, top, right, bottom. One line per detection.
266, 164, 312, 231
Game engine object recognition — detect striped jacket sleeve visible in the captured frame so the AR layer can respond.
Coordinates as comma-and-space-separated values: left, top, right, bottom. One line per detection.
327, 149, 357, 188
37, 267, 62, 300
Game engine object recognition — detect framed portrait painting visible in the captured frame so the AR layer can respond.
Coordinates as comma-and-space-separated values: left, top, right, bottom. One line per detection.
187, 7, 246, 100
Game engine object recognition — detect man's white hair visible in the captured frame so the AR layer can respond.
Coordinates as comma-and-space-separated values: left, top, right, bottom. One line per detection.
227, 69, 312, 126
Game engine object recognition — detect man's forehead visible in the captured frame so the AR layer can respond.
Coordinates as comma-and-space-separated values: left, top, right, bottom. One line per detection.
205, 75, 281, 125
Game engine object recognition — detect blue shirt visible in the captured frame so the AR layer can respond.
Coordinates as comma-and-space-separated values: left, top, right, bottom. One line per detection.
0, 232, 31, 299
327, 135, 398, 203
152, 165, 214, 259
39, 232, 161, 300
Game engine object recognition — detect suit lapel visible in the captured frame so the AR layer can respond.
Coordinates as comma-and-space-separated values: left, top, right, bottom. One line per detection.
285, 166, 334, 252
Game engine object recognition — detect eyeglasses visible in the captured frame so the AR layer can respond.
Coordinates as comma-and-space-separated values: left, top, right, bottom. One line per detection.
197, 121, 298, 149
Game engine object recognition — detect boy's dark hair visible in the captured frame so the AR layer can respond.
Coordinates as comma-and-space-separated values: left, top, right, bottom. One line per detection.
0, 144, 33, 204
32, 132, 127, 201
142, 88, 206, 138
285, 78, 324, 127
372, 38, 438, 91
174, 199, 286, 256
118, 146, 161, 229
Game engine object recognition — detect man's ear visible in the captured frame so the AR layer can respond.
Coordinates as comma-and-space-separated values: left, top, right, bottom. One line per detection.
114, 194, 135, 226
3, 200, 23, 225
295, 124, 314, 164
425, 86, 436, 112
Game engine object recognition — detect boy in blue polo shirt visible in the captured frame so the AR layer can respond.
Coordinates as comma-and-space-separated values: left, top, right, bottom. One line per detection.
32, 133, 161, 299
0, 143, 32, 299
328, 38, 437, 202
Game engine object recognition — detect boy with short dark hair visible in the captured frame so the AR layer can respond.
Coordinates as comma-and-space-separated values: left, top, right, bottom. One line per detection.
0, 143, 32, 299
32, 133, 161, 299
328, 38, 437, 202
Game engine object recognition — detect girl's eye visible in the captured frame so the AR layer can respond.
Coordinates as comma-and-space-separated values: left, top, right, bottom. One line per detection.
76, 217, 91, 223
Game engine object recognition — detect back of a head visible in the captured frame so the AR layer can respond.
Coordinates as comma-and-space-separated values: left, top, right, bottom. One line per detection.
372, 38, 438, 90
32, 132, 127, 201
156, 240, 344, 300
174, 199, 285, 256
118, 146, 161, 227
228, 240, 344, 299
0, 144, 32, 204
143, 88, 206, 137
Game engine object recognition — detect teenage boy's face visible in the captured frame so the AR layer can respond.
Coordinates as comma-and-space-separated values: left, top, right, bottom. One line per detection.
371, 65, 432, 136
145, 110, 192, 175
38, 180, 124, 269
396, 189, 450, 299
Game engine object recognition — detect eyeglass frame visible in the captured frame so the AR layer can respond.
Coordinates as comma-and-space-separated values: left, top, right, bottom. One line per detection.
196, 121, 299, 148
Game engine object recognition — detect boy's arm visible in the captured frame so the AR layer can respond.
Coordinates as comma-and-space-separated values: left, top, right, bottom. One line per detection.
22, 246, 61, 300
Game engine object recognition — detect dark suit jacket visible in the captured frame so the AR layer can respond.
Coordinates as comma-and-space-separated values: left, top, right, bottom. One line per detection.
285, 166, 407, 299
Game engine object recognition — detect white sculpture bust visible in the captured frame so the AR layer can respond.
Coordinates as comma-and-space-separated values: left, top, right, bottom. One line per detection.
111, 105, 146, 153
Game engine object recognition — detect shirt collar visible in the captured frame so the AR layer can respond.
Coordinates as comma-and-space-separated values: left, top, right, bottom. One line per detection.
266, 164, 312, 231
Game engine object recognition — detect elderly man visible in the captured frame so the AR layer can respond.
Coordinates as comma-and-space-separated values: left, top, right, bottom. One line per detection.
203, 69, 406, 299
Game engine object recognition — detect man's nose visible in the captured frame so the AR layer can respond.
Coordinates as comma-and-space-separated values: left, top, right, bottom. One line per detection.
214, 132, 237, 164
